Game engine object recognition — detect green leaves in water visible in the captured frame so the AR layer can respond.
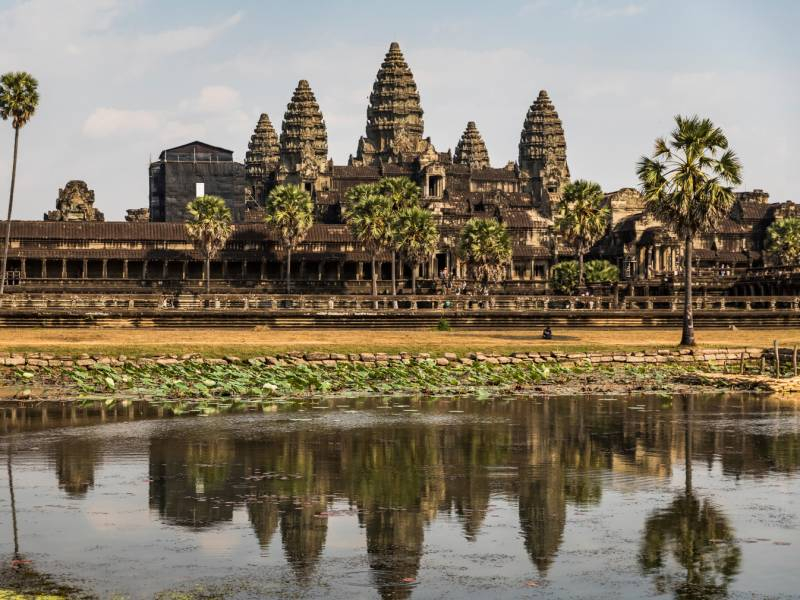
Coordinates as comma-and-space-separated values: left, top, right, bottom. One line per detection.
54, 359, 565, 401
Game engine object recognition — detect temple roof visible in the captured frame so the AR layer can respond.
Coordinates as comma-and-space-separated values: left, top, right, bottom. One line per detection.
454, 122, 490, 169
279, 80, 328, 171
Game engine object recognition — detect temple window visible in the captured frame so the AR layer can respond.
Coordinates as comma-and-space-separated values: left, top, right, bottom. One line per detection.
428, 175, 443, 197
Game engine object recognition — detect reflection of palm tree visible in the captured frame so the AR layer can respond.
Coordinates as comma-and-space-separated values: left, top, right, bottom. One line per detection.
7, 445, 19, 557
639, 396, 741, 598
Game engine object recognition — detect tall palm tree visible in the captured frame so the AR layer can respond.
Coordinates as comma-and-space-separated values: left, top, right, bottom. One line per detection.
0, 72, 39, 295
264, 184, 314, 293
637, 115, 742, 346
458, 218, 512, 293
185, 195, 233, 294
375, 177, 421, 296
393, 206, 438, 296
555, 180, 609, 287
343, 183, 392, 297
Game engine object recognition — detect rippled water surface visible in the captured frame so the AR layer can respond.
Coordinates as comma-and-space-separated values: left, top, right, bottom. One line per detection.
1, 394, 799, 599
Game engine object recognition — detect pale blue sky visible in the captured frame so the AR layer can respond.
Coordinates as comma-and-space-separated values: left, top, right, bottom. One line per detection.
0, 0, 797, 219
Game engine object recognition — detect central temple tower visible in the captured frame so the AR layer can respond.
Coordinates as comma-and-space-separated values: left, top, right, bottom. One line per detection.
518, 90, 570, 214
351, 42, 436, 166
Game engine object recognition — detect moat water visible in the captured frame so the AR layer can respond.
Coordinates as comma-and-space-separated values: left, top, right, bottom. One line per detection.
1, 394, 799, 599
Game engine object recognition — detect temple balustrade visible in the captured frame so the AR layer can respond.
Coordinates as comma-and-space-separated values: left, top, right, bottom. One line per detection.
1, 293, 797, 313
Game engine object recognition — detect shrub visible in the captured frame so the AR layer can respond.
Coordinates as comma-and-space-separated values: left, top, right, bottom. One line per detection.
437, 318, 452, 331
584, 260, 620, 284
550, 261, 579, 294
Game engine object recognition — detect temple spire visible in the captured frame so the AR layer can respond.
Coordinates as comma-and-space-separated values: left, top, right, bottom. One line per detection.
518, 90, 570, 210
353, 41, 426, 166
279, 80, 328, 174
245, 113, 279, 180
454, 121, 490, 169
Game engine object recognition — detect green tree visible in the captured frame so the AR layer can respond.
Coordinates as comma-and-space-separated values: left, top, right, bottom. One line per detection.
550, 261, 579, 295
343, 184, 393, 297
766, 217, 800, 266
264, 185, 314, 293
458, 218, 512, 293
637, 115, 742, 346
185, 195, 233, 293
375, 177, 421, 296
584, 259, 620, 284
0, 72, 39, 295
393, 206, 438, 295
555, 180, 609, 287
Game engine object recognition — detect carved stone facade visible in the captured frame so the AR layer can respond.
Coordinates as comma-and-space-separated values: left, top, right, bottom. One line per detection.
44, 180, 104, 222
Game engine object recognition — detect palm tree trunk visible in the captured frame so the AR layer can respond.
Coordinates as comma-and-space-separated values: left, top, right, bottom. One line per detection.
371, 256, 378, 297
411, 261, 417, 295
391, 250, 397, 295
0, 127, 21, 295
286, 247, 292, 294
681, 236, 695, 346
205, 257, 210, 294
578, 243, 585, 287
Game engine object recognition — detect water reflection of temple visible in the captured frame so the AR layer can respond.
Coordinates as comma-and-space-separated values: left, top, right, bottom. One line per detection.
3, 395, 799, 597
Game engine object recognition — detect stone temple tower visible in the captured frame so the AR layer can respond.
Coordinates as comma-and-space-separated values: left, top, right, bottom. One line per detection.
278, 80, 329, 191
244, 113, 279, 204
352, 42, 435, 166
454, 121, 490, 169
518, 90, 570, 214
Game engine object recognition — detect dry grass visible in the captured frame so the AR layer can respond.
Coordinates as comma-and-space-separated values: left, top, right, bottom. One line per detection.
1, 326, 798, 358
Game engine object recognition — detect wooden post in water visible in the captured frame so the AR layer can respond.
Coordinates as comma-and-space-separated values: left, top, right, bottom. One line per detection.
774, 340, 780, 378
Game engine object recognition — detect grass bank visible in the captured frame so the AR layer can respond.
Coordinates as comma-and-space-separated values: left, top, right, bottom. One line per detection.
1, 327, 798, 358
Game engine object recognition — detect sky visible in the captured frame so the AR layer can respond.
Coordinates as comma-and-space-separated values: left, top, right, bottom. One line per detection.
0, 0, 797, 220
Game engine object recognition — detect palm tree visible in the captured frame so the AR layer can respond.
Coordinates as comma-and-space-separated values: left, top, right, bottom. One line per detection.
264, 184, 314, 293
555, 180, 609, 287
637, 115, 742, 346
393, 206, 439, 296
766, 217, 800, 266
185, 195, 232, 293
375, 177, 421, 296
458, 218, 512, 293
343, 183, 392, 297
0, 72, 39, 295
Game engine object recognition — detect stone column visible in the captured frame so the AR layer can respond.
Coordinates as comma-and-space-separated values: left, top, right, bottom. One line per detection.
318, 261, 324, 281
182, 261, 188, 280
82, 259, 88, 279
20, 258, 26, 279
162, 260, 168, 279
42, 259, 47, 279
60, 259, 66, 279
222, 260, 228, 279
336, 261, 342, 281
356, 262, 363, 281
241, 260, 247, 280
102, 259, 108, 279
122, 260, 128, 279
143, 260, 149, 279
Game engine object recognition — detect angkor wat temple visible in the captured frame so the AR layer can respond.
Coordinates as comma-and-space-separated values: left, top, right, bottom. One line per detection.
4, 42, 798, 296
